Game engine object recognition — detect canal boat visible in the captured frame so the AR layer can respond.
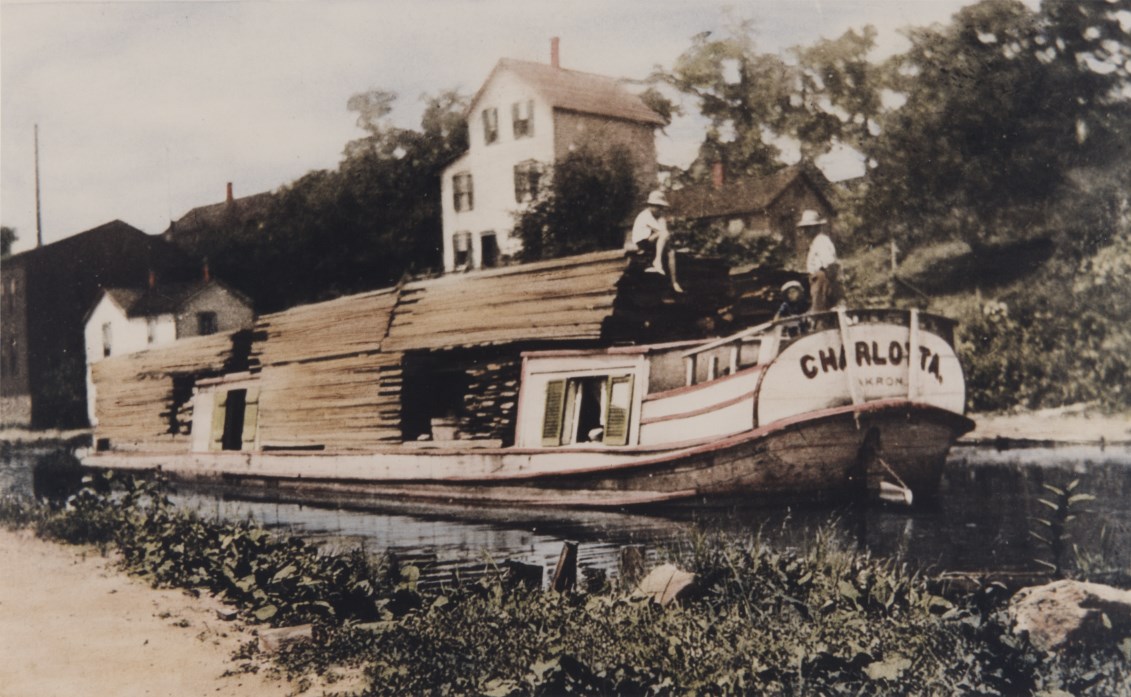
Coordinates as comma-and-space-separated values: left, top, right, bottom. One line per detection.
83, 268, 973, 507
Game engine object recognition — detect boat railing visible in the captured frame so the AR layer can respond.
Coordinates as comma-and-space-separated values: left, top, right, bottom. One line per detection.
678, 307, 956, 388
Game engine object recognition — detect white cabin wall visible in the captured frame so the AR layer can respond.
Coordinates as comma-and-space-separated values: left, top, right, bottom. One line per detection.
515, 354, 646, 448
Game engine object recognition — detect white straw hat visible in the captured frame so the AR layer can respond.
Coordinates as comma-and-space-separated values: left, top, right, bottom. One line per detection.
646, 190, 670, 207
797, 209, 827, 227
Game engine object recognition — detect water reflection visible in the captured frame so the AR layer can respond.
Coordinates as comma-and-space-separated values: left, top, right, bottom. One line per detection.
3, 441, 1129, 583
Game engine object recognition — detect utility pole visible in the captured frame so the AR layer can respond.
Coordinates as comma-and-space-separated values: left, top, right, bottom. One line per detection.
34, 124, 44, 248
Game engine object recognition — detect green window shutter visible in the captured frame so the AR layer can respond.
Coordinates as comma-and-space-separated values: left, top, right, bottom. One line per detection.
209, 391, 228, 451
240, 387, 260, 449
603, 375, 635, 446
541, 380, 567, 447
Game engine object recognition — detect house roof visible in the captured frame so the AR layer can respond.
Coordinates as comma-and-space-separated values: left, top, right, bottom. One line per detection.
468, 59, 665, 126
669, 165, 836, 220
163, 191, 274, 240
97, 279, 251, 319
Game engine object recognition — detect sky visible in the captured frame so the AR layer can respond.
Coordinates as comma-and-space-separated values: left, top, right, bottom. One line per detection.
1, 0, 998, 254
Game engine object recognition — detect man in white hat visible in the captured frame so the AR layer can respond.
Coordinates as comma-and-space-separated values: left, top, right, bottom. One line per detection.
629, 190, 683, 291
799, 209, 843, 312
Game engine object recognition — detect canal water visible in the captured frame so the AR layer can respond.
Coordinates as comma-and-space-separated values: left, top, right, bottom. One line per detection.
3, 440, 1130, 585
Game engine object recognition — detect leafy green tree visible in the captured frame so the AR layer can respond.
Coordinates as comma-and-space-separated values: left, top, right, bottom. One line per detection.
1, 226, 15, 257
186, 89, 468, 312
788, 26, 885, 158
661, 18, 886, 180
862, 0, 1131, 250
663, 20, 793, 178
514, 147, 639, 261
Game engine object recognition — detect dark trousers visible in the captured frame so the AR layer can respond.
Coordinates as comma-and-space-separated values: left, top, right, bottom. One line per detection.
809, 263, 843, 312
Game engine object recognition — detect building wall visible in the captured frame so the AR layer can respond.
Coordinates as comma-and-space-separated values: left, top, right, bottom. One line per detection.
441, 70, 556, 272
0, 262, 31, 427
7, 222, 198, 428
83, 295, 176, 425
767, 180, 836, 270
174, 284, 254, 339
553, 110, 659, 203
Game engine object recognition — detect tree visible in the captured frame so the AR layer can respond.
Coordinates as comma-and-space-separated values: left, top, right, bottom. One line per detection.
862, 0, 1131, 250
1, 226, 16, 257
788, 26, 885, 158
184, 89, 469, 312
661, 17, 886, 181
663, 20, 793, 179
514, 147, 639, 261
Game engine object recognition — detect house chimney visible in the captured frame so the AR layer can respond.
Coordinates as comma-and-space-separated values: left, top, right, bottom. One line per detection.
148, 269, 156, 289
712, 162, 725, 189
551, 37, 560, 69
226, 182, 234, 204
202, 260, 211, 283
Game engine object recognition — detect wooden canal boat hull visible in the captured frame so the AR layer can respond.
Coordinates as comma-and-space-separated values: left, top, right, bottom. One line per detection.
83, 399, 973, 509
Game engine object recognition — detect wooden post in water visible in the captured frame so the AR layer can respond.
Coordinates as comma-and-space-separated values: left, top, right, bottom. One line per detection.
618, 545, 646, 588
550, 541, 578, 592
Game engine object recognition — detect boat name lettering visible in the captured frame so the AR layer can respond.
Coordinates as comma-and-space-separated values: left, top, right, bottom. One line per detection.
799, 341, 943, 383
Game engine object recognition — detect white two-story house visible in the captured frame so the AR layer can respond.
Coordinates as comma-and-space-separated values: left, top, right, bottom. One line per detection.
440, 47, 666, 272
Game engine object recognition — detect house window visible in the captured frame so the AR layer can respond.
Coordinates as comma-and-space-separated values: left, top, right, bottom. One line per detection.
209, 387, 259, 451
146, 318, 158, 345
482, 108, 499, 144
101, 322, 112, 358
513, 160, 544, 203
197, 312, 217, 336
480, 232, 500, 268
453, 173, 474, 212
512, 100, 534, 138
453, 231, 473, 269
541, 374, 634, 447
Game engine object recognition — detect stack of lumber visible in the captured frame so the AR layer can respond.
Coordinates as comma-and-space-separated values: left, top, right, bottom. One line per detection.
605, 253, 733, 343
92, 332, 238, 451
459, 357, 522, 444
251, 288, 403, 449
385, 251, 628, 352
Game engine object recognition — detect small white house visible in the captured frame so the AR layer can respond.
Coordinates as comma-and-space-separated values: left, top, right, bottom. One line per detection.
440, 45, 665, 272
84, 279, 254, 424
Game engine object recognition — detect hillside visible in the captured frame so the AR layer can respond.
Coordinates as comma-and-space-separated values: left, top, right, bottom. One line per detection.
839, 231, 1131, 414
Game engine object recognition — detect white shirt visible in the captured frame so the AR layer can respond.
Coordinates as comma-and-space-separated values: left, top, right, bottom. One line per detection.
631, 208, 667, 244
806, 232, 837, 274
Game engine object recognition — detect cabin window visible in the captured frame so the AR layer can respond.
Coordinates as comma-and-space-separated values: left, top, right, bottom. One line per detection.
101, 322, 113, 357
197, 312, 217, 336
453, 231, 473, 269
482, 108, 499, 144
480, 232, 500, 268
146, 318, 158, 345
209, 387, 259, 451
541, 374, 634, 447
512, 100, 534, 139
513, 160, 544, 203
453, 173, 474, 212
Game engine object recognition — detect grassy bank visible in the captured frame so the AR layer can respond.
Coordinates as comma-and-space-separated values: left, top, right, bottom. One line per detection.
2, 475, 1128, 696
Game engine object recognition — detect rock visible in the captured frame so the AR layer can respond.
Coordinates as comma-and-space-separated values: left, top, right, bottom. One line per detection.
258, 624, 313, 653
635, 563, 695, 607
1008, 580, 1131, 652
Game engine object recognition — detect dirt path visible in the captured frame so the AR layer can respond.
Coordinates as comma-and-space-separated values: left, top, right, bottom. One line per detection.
0, 528, 292, 697
965, 406, 1131, 445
